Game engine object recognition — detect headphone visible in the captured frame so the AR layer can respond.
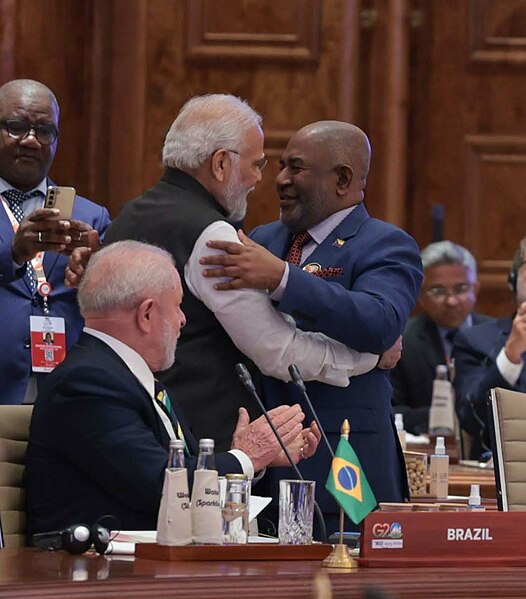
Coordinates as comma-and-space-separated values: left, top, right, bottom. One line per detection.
508, 248, 523, 293
32, 523, 110, 555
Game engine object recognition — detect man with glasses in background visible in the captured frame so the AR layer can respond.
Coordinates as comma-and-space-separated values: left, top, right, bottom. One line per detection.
0, 79, 110, 404
391, 241, 492, 435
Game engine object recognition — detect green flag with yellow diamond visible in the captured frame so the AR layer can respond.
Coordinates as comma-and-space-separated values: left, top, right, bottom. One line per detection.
325, 437, 377, 524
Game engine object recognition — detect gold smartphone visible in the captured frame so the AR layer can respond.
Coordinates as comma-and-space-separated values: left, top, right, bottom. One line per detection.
44, 186, 75, 220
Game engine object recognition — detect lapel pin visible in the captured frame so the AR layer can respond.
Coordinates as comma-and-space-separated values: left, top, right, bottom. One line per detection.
332, 238, 345, 248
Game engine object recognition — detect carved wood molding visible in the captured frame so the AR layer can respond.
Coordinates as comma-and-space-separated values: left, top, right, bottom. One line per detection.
469, 0, 526, 64
185, 0, 321, 63
464, 134, 526, 275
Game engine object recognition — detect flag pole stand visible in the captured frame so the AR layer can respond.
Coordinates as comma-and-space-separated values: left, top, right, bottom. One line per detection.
322, 507, 358, 570
322, 419, 358, 570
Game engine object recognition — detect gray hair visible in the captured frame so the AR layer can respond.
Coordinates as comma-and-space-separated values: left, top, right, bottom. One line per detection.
162, 94, 262, 171
421, 241, 477, 276
78, 241, 178, 315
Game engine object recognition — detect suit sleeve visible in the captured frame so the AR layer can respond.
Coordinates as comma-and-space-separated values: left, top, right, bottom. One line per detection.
278, 226, 423, 354
48, 373, 171, 517
47, 366, 243, 517
453, 330, 509, 438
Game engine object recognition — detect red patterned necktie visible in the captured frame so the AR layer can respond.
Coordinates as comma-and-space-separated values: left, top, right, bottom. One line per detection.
286, 232, 312, 266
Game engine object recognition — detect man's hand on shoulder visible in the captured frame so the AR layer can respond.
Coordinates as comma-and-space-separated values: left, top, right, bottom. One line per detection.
200, 229, 286, 292
377, 335, 403, 370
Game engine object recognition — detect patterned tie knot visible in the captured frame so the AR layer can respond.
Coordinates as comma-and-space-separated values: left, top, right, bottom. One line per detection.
286, 231, 312, 266
3, 189, 41, 223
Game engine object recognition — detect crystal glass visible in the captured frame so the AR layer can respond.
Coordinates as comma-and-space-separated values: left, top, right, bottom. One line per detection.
278, 479, 315, 545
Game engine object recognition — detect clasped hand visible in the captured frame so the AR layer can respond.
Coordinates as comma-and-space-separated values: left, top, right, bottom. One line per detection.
230, 404, 321, 473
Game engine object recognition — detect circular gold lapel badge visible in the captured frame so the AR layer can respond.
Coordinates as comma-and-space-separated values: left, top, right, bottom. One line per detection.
303, 263, 322, 274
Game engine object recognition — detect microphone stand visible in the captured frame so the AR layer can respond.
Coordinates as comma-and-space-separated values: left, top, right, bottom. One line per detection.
235, 364, 328, 543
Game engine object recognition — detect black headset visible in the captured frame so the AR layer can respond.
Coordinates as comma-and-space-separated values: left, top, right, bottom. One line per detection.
32, 523, 111, 555
508, 248, 523, 293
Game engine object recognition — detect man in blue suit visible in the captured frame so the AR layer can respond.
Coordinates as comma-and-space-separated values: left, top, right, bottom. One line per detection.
0, 79, 110, 403
200, 121, 423, 534
26, 241, 319, 535
454, 239, 526, 460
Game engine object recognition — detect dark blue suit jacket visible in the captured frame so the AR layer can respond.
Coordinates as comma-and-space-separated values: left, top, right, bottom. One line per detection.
25, 333, 242, 536
0, 190, 110, 404
453, 317, 520, 459
251, 203, 423, 529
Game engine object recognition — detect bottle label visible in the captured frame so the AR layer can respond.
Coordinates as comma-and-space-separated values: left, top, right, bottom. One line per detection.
429, 379, 456, 434
156, 468, 192, 546
191, 470, 223, 544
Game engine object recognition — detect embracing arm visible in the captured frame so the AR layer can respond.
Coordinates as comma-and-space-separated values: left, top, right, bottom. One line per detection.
185, 221, 379, 386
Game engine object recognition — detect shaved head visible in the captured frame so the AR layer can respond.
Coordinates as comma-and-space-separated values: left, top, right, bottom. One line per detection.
0, 79, 58, 112
276, 120, 372, 232
295, 121, 371, 184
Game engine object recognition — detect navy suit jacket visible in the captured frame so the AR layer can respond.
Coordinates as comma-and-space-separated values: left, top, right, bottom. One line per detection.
391, 313, 492, 434
251, 203, 423, 525
25, 333, 242, 536
0, 189, 110, 404
453, 317, 521, 459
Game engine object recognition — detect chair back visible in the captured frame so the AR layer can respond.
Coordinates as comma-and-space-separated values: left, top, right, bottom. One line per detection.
0, 405, 33, 547
490, 388, 526, 511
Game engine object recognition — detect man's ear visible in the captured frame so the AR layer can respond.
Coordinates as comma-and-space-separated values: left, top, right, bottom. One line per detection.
335, 164, 353, 196
137, 298, 154, 333
211, 149, 229, 183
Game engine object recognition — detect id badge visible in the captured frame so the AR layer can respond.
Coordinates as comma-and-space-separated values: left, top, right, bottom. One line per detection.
30, 315, 67, 373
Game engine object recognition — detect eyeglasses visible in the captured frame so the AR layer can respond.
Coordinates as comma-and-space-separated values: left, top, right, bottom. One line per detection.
1, 119, 58, 145
425, 283, 474, 300
226, 149, 267, 172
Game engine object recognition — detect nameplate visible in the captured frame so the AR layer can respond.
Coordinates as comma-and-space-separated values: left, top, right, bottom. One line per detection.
359, 511, 526, 567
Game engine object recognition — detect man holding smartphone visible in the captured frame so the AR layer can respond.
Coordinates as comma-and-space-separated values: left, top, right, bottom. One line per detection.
0, 78, 110, 404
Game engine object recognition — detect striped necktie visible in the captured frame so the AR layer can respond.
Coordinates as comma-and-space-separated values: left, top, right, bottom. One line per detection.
154, 380, 188, 453
3, 189, 42, 293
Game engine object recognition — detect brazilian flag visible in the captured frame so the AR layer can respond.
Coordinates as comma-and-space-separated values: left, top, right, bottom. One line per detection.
325, 437, 377, 524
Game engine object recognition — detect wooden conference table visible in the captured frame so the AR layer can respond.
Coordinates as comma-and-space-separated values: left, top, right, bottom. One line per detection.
1, 546, 526, 598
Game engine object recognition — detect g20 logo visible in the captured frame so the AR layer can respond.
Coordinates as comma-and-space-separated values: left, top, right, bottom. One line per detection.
372, 522, 402, 539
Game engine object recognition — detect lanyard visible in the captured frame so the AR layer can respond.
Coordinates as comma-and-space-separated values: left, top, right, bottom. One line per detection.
1, 197, 50, 311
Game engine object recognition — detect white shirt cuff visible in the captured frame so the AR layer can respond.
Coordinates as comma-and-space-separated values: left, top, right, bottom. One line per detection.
496, 347, 523, 386
228, 449, 254, 480
269, 262, 289, 302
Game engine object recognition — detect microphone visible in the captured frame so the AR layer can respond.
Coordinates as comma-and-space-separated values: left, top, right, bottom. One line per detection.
288, 364, 335, 459
235, 363, 327, 543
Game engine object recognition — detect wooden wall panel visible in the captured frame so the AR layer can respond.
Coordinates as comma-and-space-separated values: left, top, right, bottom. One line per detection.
469, 0, 526, 64
186, 0, 321, 62
407, 0, 526, 316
